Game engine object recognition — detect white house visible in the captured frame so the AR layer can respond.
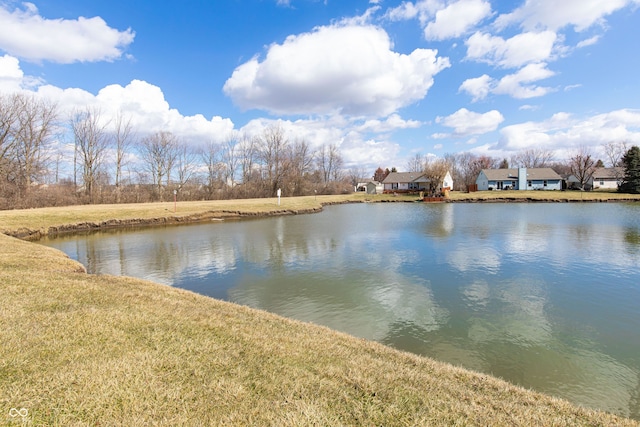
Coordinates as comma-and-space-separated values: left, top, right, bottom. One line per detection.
383, 171, 453, 193
591, 167, 623, 190
476, 168, 562, 191
355, 180, 383, 194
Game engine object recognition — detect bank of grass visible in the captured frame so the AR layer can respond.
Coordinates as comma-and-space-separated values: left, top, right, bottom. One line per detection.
1, 193, 639, 425
2, 190, 639, 239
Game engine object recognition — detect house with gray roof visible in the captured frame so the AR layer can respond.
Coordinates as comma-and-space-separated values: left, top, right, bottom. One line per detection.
382, 171, 453, 193
476, 168, 562, 191
591, 167, 624, 190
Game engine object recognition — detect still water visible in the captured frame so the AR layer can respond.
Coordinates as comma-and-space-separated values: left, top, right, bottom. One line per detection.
40, 202, 640, 418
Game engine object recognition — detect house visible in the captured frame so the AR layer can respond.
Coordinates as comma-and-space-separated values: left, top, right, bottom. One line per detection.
355, 180, 382, 194
382, 171, 453, 194
476, 168, 562, 191
591, 167, 623, 190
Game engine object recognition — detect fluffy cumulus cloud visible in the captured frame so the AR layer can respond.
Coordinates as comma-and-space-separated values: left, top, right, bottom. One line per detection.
424, 0, 492, 40
223, 24, 450, 117
0, 54, 23, 91
435, 108, 504, 137
492, 62, 555, 98
356, 114, 422, 134
459, 63, 555, 101
495, 0, 636, 32
2, 57, 233, 144
497, 109, 640, 153
0, 2, 134, 63
465, 30, 557, 68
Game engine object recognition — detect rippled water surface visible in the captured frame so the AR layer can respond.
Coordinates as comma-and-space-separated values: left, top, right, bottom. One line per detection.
40, 202, 640, 419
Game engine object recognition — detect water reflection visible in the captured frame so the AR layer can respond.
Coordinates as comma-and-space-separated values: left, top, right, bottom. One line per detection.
39, 202, 640, 419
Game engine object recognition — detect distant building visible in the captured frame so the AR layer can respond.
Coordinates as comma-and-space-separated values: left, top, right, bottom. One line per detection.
382, 171, 453, 193
476, 168, 562, 191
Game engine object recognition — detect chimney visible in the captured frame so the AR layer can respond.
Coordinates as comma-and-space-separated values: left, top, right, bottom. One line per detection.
518, 167, 527, 191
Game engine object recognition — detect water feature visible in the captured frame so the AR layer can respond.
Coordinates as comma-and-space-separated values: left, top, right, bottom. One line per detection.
39, 202, 640, 419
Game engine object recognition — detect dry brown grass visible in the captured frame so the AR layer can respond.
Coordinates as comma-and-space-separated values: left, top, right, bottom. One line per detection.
1, 233, 636, 426
2, 194, 639, 425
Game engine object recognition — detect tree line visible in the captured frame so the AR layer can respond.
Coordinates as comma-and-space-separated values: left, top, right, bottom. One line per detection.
2, 93, 639, 210
1, 93, 351, 209
398, 143, 637, 193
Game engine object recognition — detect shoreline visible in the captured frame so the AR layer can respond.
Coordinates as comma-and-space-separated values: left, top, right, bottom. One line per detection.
1, 195, 639, 424
3, 192, 640, 241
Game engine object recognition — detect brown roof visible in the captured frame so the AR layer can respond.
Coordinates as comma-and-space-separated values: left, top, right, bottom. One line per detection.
481, 168, 562, 180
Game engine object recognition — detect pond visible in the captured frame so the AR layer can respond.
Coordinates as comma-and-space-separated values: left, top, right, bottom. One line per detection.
39, 202, 640, 419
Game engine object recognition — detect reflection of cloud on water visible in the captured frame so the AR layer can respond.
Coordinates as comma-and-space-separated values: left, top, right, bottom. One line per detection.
455, 275, 639, 418
462, 280, 490, 308
503, 224, 550, 258
448, 243, 501, 273
229, 269, 449, 343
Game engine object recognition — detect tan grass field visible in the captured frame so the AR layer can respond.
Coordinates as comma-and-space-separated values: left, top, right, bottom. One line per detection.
1, 193, 639, 425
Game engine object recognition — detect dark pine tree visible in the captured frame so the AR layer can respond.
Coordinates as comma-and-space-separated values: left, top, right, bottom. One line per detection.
619, 146, 640, 194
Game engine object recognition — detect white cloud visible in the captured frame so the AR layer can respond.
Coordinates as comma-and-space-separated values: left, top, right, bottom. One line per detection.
0, 54, 23, 91
577, 35, 601, 48
385, 0, 442, 25
495, 0, 634, 32
435, 108, 504, 137
493, 63, 555, 99
458, 74, 492, 102
224, 24, 450, 117
497, 109, 640, 155
356, 114, 423, 133
465, 30, 557, 68
424, 0, 492, 40
459, 63, 555, 101
0, 2, 134, 63
3, 57, 234, 145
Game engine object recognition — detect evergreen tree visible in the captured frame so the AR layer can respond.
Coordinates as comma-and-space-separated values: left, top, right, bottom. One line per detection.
619, 146, 640, 193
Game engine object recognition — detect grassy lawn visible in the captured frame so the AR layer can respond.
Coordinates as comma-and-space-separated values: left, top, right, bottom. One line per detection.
1, 194, 639, 425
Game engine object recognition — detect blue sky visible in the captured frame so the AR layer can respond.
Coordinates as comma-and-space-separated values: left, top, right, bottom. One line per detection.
1, 0, 639, 172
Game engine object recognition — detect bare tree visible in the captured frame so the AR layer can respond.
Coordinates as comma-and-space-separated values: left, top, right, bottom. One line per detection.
258, 125, 288, 196
406, 153, 425, 172
511, 148, 554, 168
423, 157, 450, 195
286, 139, 314, 196
316, 143, 343, 184
70, 107, 110, 203
0, 94, 20, 185
199, 140, 223, 199
112, 112, 135, 203
569, 146, 596, 190
445, 152, 499, 190
0, 94, 58, 201
174, 141, 197, 189
347, 165, 368, 188
239, 134, 258, 184
139, 131, 179, 201
603, 141, 628, 168
221, 132, 240, 187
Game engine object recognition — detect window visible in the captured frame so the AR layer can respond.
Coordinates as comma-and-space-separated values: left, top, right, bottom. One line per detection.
392, 183, 398, 190
544, 180, 547, 187
408, 182, 419, 190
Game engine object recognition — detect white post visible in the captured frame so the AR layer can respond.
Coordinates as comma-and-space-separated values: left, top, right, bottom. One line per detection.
277, 188, 281, 206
